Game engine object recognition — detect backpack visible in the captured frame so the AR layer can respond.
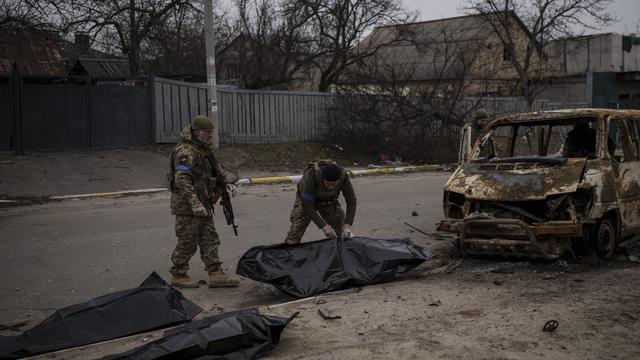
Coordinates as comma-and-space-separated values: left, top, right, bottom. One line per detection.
307, 159, 339, 184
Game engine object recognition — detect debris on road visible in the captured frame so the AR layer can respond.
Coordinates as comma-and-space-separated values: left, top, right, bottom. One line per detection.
0, 272, 201, 359
404, 222, 429, 236
543, 320, 559, 332
102, 309, 297, 360
555, 259, 569, 268
432, 259, 463, 274
458, 309, 482, 317
236, 237, 431, 298
318, 309, 342, 320
0, 321, 29, 332
620, 235, 640, 262
488, 265, 516, 274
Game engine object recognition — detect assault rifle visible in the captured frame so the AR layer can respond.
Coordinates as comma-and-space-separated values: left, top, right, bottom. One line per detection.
207, 151, 239, 236
212, 185, 238, 236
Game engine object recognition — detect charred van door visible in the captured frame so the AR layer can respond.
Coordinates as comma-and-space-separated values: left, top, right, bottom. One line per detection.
458, 124, 472, 165
608, 117, 640, 236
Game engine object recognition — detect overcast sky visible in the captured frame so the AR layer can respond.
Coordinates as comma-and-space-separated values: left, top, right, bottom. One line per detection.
402, 0, 639, 35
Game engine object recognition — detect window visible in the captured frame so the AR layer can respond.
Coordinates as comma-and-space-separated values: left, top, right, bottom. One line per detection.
503, 43, 515, 62
474, 119, 598, 160
608, 119, 638, 162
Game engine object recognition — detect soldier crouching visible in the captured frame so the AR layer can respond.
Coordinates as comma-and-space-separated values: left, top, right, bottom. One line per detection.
285, 160, 357, 244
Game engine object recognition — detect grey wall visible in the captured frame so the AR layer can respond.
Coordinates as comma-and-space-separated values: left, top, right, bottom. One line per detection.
0, 80, 151, 151
0, 84, 12, 150
537, 76, 589, 104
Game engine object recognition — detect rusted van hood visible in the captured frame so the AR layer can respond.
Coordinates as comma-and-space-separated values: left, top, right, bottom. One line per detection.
445, 158, 587, 201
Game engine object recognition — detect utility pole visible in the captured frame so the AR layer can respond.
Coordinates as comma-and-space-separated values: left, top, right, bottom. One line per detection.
204, 0, 220, 148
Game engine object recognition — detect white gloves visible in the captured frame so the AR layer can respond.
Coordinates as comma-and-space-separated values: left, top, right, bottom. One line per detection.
341, 224, 353, 240
226, 183, 237, 197
322, 224, 337, 238
192, 204, 209, 217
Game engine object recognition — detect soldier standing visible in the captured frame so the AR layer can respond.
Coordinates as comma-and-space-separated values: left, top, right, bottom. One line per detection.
459, 108, 490, 163
168, 115, 239, 289
285, 161, 357, 244
470, 108, 490, 147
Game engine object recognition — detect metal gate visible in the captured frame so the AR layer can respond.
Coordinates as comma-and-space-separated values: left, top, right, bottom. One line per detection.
1, 67, 151, 151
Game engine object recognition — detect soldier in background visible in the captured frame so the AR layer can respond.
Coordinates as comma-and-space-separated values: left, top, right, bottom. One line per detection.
459, 108, 491, 163
284, 160, 357, 244
470, 108, 490, 147
168, 115, 239, 289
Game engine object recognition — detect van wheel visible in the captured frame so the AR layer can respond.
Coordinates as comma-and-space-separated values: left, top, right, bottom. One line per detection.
593, 219, 616, 259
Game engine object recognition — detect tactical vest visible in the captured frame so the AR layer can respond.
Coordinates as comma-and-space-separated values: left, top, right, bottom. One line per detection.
168, 142, 220, 214
308, 160, 345, 201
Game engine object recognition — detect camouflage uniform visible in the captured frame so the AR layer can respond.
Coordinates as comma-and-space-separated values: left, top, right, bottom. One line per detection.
285, 161, 357, 244
169, 124, 226, 275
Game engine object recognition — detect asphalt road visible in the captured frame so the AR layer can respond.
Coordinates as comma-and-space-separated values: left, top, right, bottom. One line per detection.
0, 172, 451, 326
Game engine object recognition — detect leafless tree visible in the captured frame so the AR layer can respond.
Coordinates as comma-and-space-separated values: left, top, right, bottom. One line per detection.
329, 27, 486, 163
282, 0, 415, 92
59, 0, 203, 75
132, 3, 233, 78
222, 0, 310, 88
1, 0, 217, 76
0, 0, 66, 31
465, 0, 616, 109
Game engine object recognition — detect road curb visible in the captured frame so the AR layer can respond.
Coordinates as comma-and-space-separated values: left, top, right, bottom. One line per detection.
2, 164, 444, 202
237, 164, 443, 185
48, 188, 169, 200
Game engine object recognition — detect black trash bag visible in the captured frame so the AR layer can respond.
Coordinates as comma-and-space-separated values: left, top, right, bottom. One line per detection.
236, 237, 431, 298
102, 308, 297, 360
0, 272, 202, 359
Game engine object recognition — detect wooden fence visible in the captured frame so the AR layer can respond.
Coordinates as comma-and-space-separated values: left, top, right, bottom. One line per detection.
217, 88, 333, 144
153, 77, 333, 144
153, 77, 209, 143
152, 77, 588, 144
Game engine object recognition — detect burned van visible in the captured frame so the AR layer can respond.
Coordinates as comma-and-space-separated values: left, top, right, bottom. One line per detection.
437, 109, 640, 259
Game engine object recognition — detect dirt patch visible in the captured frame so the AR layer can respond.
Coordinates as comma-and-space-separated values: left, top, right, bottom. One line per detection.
0, 142, 381, 199
260, 257, 640, 360
159, 141, 378, 176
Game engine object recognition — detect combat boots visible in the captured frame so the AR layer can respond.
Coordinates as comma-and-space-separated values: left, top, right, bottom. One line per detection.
170, 274, 199, 289
209, 269, 240, 288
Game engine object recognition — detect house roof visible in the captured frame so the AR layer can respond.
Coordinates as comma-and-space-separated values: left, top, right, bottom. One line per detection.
69, 58, 131, 78
0, 30, 122, 77
368, 13, 499, 46
350, 12, 535, 82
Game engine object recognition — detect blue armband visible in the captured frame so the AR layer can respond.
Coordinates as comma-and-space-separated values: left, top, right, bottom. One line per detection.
175, 164, 191, 171
301, 192, 314, 201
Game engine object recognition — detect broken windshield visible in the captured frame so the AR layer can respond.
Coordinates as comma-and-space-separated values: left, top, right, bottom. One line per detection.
473, 118, 600, 162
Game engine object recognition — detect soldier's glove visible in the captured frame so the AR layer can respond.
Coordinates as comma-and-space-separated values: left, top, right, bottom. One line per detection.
226, 183, 237, 197
192, 204, 209, 217
322, 224, 337, 239
340, 224, 353, 240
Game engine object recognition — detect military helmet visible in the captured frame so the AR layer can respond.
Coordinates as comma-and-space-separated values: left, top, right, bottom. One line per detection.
192, 115, 215, 130
475, 108, 489, 119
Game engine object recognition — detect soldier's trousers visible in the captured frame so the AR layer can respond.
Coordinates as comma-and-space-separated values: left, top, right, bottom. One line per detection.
170, 215, 221, 275
284, 198, 345, 244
